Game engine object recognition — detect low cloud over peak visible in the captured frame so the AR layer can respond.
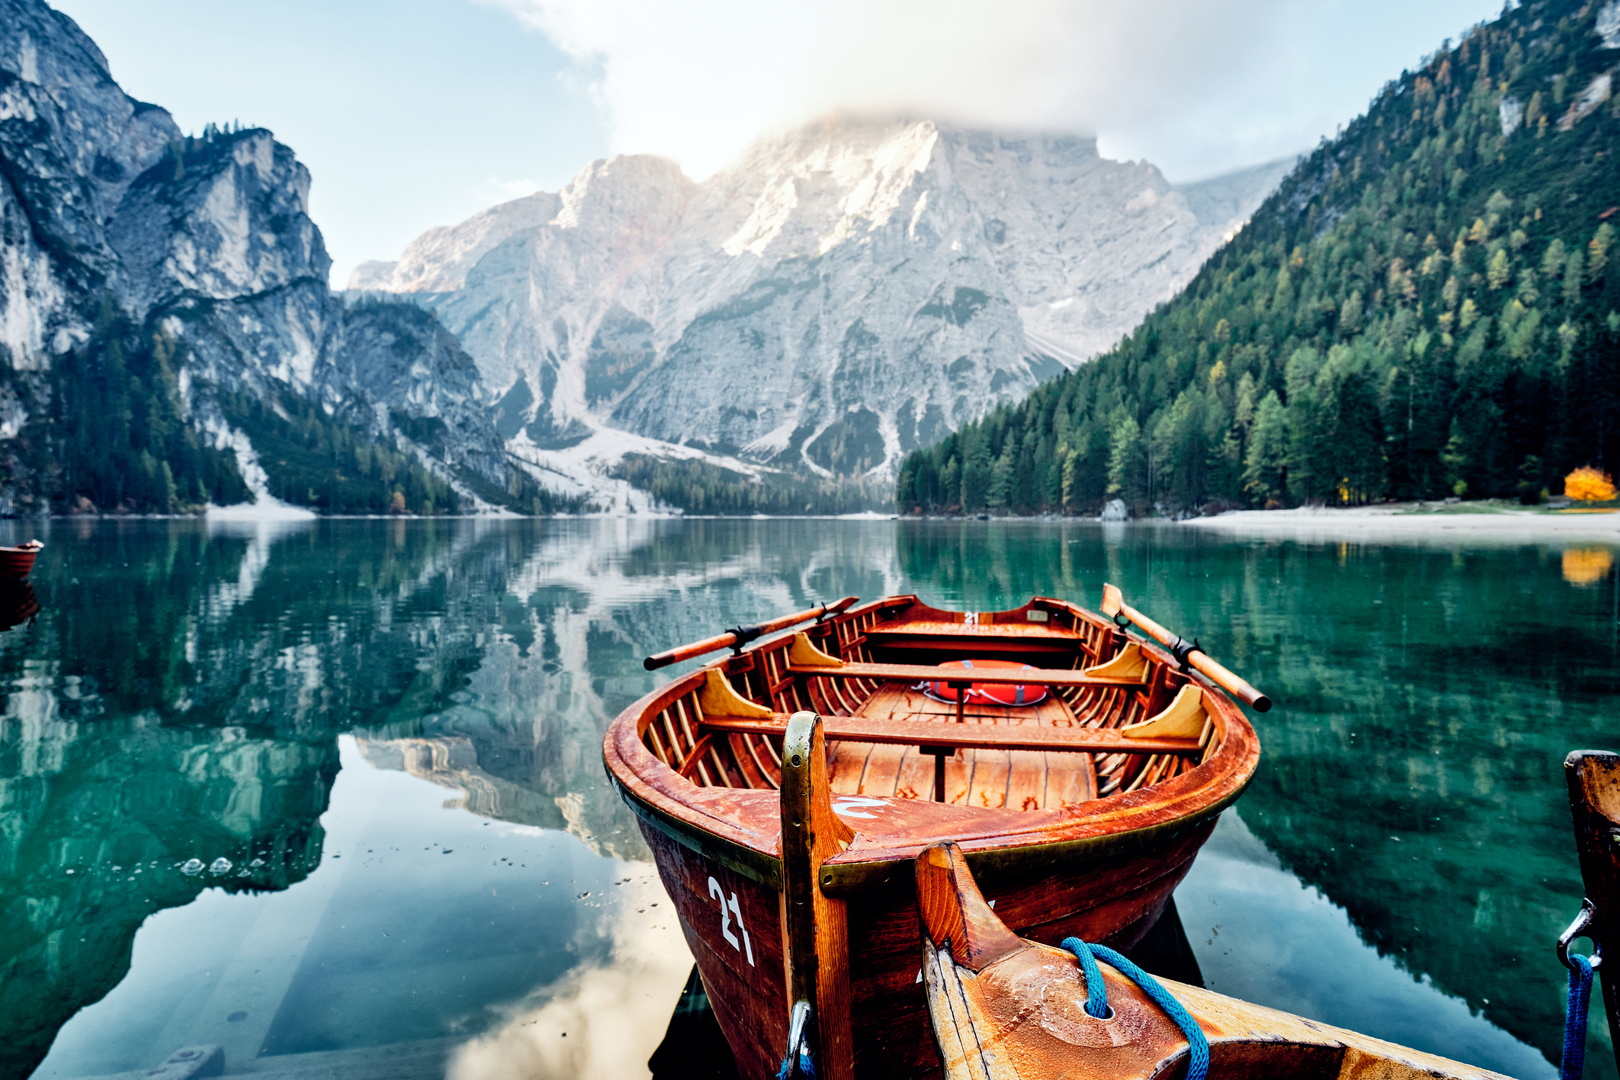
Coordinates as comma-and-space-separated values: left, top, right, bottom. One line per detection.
484, 0, 1501, 182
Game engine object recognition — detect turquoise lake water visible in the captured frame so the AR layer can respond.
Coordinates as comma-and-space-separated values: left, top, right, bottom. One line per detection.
2, 516, 1616, 1080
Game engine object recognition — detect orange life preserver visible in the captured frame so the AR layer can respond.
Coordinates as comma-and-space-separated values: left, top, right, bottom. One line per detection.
924, 658, 1048, 707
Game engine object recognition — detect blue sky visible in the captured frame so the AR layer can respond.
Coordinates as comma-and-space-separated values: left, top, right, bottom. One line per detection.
53, 0, 1505, 287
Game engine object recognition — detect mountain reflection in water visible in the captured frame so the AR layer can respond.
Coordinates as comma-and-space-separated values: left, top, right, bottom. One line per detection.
0, 517, 1610, 1080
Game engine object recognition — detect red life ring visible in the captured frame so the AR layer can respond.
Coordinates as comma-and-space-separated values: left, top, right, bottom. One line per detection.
924, 659, 1048, 707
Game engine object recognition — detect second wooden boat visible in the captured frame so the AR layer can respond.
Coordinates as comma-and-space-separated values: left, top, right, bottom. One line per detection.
0, 540, 41, 581
916, 838, 1512, 1080
604, 589, 1264, 1079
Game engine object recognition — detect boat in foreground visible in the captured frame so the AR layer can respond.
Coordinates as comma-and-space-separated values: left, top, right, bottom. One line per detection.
604, 589, 1265, 1078
913, 750, 1620, 1080
0, 539, 41, 581
916, 838, 1511, 1080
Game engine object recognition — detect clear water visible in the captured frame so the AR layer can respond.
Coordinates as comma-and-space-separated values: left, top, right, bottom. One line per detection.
3, 517, 1615, 1080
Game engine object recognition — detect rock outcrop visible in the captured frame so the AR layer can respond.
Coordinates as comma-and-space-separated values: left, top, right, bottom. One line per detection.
0, 0, 528, 514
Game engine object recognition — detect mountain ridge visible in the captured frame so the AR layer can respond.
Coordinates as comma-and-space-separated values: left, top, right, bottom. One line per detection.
351, 116, 1292, 500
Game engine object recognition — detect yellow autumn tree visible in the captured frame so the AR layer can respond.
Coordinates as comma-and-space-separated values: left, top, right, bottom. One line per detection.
1565, 466, 1618, 502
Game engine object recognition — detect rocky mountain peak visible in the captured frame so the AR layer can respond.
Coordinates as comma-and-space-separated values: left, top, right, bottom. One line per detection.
550, 153, 693, 233
109, 129, 329, 322
359, 113, 1291, 495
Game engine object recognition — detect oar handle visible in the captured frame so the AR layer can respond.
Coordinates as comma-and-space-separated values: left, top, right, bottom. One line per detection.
643, 596, 858, 671
1100, 583, 1271, 712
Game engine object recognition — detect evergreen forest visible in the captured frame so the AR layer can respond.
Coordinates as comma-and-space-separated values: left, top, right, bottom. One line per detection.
0, 305, 250, 514
612, 454, 889, 515
898, 0, 1620, 514
0, 297, 585, 516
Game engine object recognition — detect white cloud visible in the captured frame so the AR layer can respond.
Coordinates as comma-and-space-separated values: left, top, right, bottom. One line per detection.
482, 0, 1501, 181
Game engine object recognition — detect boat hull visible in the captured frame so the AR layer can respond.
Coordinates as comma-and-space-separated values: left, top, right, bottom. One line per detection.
0, 548, 37, 580
636, 806, 1217, 1079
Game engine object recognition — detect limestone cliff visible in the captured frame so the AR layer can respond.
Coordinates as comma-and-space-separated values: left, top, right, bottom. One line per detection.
0, 0, 530, 514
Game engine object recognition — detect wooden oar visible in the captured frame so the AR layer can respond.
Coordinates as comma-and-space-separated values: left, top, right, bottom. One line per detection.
1100, 584, 1271, 712
643, 597, 858, 670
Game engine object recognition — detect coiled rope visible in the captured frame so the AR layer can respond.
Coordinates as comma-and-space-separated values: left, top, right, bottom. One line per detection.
1062, 937, 1210, 1080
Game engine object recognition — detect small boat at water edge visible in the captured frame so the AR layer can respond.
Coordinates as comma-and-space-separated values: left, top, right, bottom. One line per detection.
0, 539, 42, 580
604, 588, 1267, 1079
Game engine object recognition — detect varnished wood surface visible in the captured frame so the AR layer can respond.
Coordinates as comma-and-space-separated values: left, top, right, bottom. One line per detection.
641, 826, 788, 1080
832, 686, 1099, 808
915, 843, 1024, 971
918, 840, 1511, 1080
644, 596, 858, 669
1101, 582, 1271, 712
785, 661, 1146, 688
634, 788, 1220, 1078
1565, 750, 1620, 1078
704, 713, 1200, 754
605, 593, 1263, 1079
0, 547, 39, 579
866, 622, 1081, 640
780, 713, 856, 1080
603, 594, 1260, 887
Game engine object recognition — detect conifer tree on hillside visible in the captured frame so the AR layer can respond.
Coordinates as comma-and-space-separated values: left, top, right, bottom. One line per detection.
899, 0, 1620, 514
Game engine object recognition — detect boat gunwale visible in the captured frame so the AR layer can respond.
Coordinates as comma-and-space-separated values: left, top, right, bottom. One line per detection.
602, 594, 1261, 896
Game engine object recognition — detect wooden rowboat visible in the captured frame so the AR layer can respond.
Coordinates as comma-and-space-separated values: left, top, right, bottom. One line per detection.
0, 540, 41, 581
916, 838, 1512, 1080
604, 589, 1265, 1079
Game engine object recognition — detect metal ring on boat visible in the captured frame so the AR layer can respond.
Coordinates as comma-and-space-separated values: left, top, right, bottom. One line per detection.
1559, 898, 1604, 970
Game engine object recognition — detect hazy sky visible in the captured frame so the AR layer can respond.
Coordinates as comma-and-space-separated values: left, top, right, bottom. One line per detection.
53, 0, 1504, 287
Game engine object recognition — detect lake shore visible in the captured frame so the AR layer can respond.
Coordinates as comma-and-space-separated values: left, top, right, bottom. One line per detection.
1187, 502, 1620, 542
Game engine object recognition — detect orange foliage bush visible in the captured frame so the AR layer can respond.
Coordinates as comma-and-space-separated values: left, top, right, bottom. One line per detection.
1565, 467, 1618, 502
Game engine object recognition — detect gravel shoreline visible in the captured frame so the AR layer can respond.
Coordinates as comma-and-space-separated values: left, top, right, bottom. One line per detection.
1184, 503, 1620, 543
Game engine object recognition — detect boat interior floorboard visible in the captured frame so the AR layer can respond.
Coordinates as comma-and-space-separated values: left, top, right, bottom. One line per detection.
825, 686, 1100, 808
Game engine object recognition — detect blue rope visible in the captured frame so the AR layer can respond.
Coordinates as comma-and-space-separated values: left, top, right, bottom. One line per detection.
1562, 953, 1595, 1080
1063, 937, 1209, 1080
774, 1045, 815, 1080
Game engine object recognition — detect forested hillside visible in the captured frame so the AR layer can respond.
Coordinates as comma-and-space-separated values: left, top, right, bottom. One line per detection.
610, 455, 888, 515
898, 0, 1620, 514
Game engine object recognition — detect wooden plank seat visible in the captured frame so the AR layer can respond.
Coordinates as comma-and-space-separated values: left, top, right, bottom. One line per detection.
685, 633, 1203, 807
864, 622, 1079, 641
700, 712, 1202, 755
786, 661, 1146, 689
